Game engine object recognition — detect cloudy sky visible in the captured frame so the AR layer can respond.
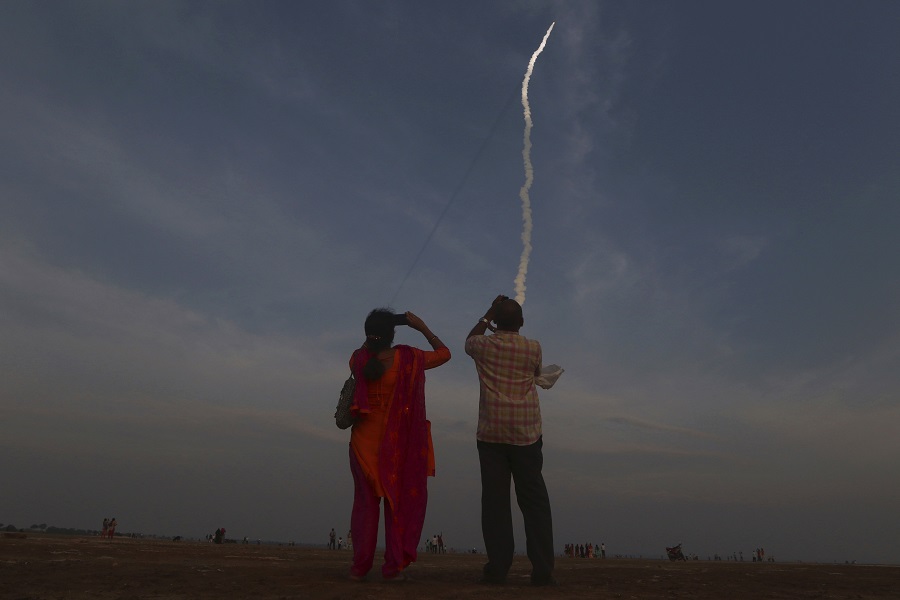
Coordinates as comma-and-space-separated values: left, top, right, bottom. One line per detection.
2, 1, 898, 564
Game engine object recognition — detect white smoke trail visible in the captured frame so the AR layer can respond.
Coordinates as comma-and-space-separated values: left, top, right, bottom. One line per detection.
514, 22, 554, 306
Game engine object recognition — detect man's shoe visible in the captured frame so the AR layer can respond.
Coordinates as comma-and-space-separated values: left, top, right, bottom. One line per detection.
531, 576, 558, 587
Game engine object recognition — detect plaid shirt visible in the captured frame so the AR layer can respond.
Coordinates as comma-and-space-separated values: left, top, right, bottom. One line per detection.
465, 331, 543, 445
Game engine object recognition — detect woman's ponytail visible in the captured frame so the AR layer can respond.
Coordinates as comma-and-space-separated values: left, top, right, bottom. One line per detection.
363, 353, 386, 381
361, 309, 396, 381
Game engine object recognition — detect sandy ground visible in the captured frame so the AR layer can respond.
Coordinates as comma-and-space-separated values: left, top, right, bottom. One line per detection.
2, 534, 898, 599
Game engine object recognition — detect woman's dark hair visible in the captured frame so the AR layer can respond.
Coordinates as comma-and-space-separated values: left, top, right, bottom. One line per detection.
362, 308, 396, 381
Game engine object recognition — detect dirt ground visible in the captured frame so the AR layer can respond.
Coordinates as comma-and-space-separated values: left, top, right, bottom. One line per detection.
2, 534, 898, 599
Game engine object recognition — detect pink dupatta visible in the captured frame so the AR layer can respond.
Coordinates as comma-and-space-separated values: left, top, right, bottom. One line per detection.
351, 345, 431, 570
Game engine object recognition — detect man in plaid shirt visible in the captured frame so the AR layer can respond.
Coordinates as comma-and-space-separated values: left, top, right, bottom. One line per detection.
465, 295, 555, 587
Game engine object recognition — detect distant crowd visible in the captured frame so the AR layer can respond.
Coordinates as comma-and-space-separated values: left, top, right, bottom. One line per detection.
328, 528, 352, 551
712, 548, 773, 562
565, 542, 605, 558
100, 517, 117, 539
424, 533, 446, 554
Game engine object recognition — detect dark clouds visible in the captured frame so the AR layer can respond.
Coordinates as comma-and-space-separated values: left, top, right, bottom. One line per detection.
1, 1, 898, 563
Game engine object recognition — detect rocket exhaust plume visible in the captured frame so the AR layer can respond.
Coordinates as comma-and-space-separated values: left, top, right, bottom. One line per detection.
514, 22, 554, 306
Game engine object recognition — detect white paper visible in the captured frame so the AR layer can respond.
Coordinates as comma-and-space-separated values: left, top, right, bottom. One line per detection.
535, 364, 564, 389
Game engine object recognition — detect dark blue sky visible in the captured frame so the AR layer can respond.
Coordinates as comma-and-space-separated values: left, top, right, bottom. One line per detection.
1, 1, 898, 563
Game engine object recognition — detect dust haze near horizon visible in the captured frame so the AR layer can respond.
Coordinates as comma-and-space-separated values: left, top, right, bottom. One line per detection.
2, 2, 899, 564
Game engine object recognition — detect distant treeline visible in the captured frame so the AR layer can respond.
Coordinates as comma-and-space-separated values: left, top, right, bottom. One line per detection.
2, 523, 101, 536
2, 522, 320, 547
3, 523, 195, 542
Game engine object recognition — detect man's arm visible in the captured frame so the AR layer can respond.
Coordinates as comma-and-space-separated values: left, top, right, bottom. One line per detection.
466, 295, 506, 339
466, 317, 492, 339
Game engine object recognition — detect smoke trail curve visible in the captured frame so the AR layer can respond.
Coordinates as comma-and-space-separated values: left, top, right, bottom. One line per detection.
514, 22, 554, 306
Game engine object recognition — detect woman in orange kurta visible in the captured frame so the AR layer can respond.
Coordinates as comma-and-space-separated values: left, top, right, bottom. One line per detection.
348, 309, 450, 581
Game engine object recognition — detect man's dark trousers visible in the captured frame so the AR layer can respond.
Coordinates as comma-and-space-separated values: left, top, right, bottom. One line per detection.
477, 437, 554, 584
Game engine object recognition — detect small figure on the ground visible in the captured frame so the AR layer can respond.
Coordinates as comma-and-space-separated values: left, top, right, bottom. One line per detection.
666, 543, 686, 561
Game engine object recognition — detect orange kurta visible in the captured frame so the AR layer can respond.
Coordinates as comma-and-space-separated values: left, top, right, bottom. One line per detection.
350, 346, 450, 496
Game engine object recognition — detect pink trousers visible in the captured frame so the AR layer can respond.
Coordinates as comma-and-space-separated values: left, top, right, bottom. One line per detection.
349, 447, 403, 578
